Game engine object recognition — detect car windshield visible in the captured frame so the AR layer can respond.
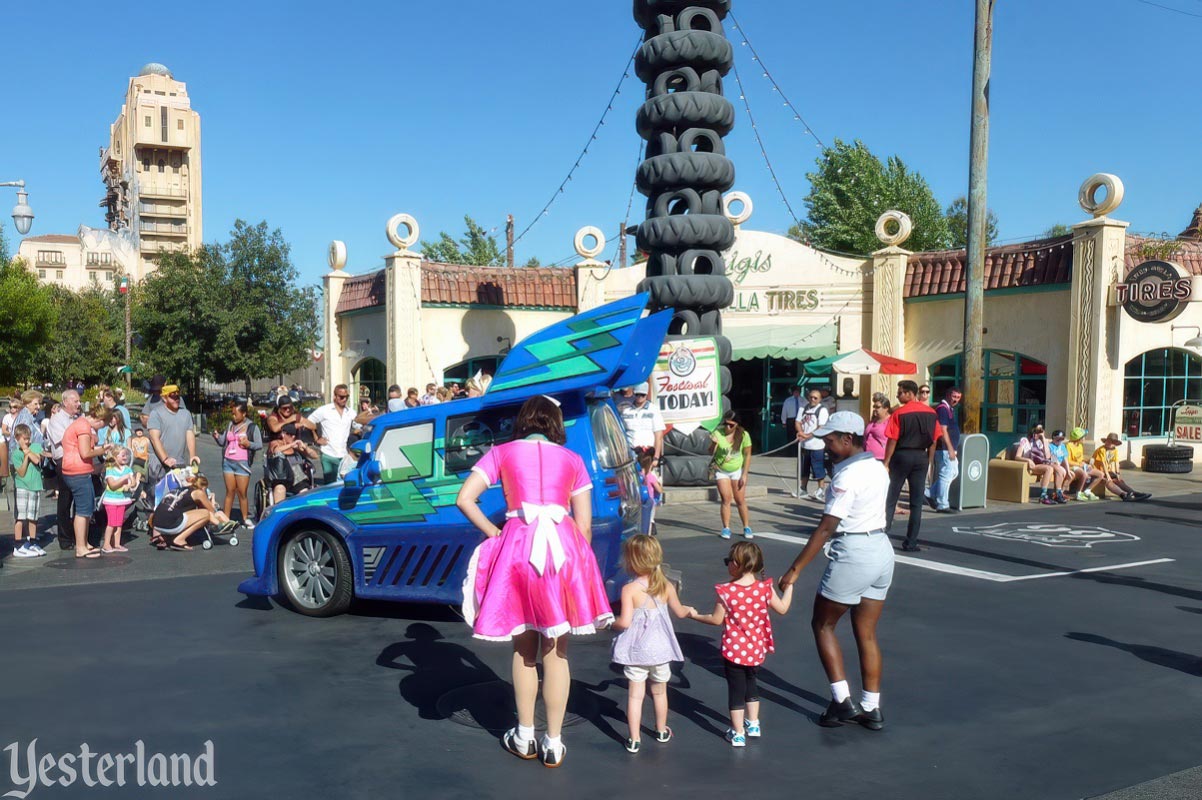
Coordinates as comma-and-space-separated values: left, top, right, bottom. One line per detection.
589, 400, 633, 470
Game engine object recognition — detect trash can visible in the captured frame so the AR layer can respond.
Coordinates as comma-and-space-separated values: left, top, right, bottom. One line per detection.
952, 433, 989, 509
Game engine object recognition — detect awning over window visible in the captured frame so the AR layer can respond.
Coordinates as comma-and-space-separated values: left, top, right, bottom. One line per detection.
727, 324, 838, 362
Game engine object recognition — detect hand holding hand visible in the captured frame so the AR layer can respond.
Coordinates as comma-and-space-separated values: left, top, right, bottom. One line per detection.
778, 569, 798, 594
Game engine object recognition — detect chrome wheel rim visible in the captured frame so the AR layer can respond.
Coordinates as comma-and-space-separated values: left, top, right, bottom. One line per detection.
284, 534, 336, 609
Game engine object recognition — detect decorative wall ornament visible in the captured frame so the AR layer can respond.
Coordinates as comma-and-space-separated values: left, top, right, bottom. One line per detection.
874, 210, 913, 248
386, 213, 420, 252
1078, 173, 1124, 218
633, 0, 737, 486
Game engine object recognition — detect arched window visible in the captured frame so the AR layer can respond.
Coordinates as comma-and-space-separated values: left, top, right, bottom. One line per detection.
352, 358, 387, 407
929, 350, 1048, 446
1123, 348, 1202, 437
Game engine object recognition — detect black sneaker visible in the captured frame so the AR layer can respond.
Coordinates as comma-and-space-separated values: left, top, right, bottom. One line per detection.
501, 728, 537, 760
625, 738, 640, 754
819, 697, 864, 727
900, 541, 921, 553
856, 706, 885, 731
654, 727, 672, 743
1121, 492, 1135, 502
1133, 492, 1152, 501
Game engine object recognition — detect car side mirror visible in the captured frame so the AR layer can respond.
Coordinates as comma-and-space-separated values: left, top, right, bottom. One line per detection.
364, 460, 381, 484
349, 439, 371, 460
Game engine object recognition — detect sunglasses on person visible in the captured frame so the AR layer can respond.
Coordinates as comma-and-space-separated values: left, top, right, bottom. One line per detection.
634, 392, 647, 398
166, 392, 180, 399
1033, 428, 1044, 435
334, 393, 349, 399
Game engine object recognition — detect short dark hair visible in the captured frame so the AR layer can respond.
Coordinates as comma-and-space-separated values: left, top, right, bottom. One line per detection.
898, 380, 919, 395
514, 396, 566, 445
945, 385, 962, 397
232, 400, 249, 415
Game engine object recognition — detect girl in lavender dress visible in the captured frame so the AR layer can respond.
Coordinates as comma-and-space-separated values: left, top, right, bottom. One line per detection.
456, 395, 614, 768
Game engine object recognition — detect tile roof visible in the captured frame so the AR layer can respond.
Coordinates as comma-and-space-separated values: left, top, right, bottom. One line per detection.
335, 261, 578, 316
905, 235, 1074, 298
1124, 236, 1202, 277
21, 234, 78, 245
1178, 204, 1201, 239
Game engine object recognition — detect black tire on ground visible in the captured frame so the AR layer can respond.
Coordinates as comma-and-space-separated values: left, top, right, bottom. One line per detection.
639, 275, 733, 310
636, 214, 736, 254
637, 92, 735, 140
1142, 457, 1193, 474
661, 454, 714, 486
666, 427, 714, 456
277, 527, 354, 617
635, 30, 733, 82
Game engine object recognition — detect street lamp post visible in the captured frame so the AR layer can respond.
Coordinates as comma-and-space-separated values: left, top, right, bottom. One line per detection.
1, 180, 34, 235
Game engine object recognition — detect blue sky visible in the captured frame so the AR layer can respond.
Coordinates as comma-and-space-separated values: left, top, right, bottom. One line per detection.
2, 0, 1199, 287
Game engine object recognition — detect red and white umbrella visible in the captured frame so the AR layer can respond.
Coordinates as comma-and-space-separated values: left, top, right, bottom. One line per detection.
803, 348, 917, 377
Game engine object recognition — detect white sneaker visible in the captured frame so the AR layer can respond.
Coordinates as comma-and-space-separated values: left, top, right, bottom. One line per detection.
812, 487, 826, 502
242, 520, 255, 530
12, 544, 36, 559
28, 543, 46, 557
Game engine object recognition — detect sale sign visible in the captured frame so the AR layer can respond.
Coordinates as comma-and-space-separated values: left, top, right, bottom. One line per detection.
1173, 404, 1202, 443
651, 338, 723, 434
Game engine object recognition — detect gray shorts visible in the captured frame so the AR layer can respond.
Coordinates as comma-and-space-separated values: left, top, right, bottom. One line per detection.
819, 532, 895, 605
15, 488, 40, 522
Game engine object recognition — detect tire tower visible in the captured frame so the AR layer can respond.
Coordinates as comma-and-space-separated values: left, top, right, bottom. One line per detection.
633, 0, 736, 486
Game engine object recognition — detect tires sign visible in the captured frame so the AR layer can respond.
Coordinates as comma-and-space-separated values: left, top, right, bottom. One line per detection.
652, 337, 722, 434
1115, 260, 1192, 323
1174, 404, 1202, 443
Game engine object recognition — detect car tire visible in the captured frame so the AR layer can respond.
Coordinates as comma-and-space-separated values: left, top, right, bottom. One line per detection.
1141, 444, 1194, 474
634, 29, 733, 82
639, 275, 733, 311
661, 454, 714, 486
278, 527, 354, 617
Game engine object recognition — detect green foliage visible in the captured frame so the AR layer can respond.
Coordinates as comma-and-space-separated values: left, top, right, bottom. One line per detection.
0, 221, 10, 266
421, 215, 504, 266
524, 256, 542, 267
1134, 233, 1185, 262
38, 285, 124, 385
132, 220, 320, 393
790, 138, 951, 254
0, 258, 57, 385
945, 196, 999, 248
1042, 223, 1072, 239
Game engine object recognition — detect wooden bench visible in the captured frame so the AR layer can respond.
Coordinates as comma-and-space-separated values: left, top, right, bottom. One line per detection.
987, 448, 1108, 503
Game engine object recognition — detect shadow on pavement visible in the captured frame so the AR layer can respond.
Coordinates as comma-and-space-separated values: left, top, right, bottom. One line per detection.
1065, 632, 1202, 677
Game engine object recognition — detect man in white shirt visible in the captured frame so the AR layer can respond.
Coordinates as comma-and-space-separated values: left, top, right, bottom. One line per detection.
781, 385, 802, 443
420, 383, 439, 406
619, 382, 665, 474
307, 383, 359, 484
795, 388, 830, 501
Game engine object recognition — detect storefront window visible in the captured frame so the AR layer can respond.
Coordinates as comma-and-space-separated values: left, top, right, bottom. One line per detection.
929, 350, 1047, 448
443, 356, 502, 387
1123, 348, 1202, 437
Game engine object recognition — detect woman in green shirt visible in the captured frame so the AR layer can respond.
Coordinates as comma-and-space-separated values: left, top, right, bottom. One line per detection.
710, 411, 753, 540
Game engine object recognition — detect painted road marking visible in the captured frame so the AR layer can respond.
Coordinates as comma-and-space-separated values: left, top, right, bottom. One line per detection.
750, 531, 1175, 583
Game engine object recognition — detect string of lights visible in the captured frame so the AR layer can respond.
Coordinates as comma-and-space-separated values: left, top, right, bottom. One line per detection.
727, 12, 826, 150
510, 36, 642, 250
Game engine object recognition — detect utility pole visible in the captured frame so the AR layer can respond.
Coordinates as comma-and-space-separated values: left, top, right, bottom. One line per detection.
962, 0, 994, 435
618, 221, 627, 268
505, 214, 515, 268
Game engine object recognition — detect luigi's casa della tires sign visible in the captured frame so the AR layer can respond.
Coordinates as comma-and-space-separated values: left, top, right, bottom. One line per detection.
1114, 260, 1194, 322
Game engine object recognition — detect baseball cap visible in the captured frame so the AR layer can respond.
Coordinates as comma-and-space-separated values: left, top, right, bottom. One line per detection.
275, 395, 294, 409
812, 410, 865, 437
161, 384, 180, 396
633, 382, 650, 395
1069, 427, 1088, 441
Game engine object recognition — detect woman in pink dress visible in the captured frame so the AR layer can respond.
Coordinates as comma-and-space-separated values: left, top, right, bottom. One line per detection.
456, 395, 613, 768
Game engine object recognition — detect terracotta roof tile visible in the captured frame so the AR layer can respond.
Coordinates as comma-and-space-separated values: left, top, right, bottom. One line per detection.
21, 234, 78, 245
905, 235, 1074, 298
335, 262, 578, 316
1124, 236, 1202, 277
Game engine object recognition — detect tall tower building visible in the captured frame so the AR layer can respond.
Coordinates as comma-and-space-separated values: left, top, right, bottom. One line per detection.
99, 62, 202, 278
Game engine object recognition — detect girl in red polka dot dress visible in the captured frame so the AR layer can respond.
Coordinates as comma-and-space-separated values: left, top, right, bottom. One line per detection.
688, 541, 794, 746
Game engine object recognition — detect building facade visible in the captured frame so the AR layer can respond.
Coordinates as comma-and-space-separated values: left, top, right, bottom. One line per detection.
325, 181, 1202, 464
15, 226, 136, 292
99, 62, 202, 279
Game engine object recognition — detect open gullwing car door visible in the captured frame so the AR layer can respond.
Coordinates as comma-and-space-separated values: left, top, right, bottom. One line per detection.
485, 292, 672, 401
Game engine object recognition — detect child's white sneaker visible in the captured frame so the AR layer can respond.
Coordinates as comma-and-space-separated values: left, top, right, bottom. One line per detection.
743, 719, 761, 738
725, 728, 746, 747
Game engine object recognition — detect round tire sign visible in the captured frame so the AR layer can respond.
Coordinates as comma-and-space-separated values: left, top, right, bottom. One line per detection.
1115, 260, 1192, 323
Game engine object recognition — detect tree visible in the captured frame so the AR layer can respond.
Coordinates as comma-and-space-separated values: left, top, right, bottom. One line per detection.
790, 138, 951, 254
0, 221, 10, 266
213, 220, 320, 394
524, 256, 542, 267
37, 285, 123, 385
945, 196, 999, 249
421, 215, 504, 266
0, 256, 57, 386
1042, 223, 1072, 238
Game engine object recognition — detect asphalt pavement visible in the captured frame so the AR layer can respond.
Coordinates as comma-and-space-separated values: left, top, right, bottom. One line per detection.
1, 442, 1201, 798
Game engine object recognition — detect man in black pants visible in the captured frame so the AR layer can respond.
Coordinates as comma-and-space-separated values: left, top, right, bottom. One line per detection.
45, 390, 82, 550
883, 380, 940, 552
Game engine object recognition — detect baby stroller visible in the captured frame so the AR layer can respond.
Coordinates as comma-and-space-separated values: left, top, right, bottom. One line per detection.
147, 467, 240, 551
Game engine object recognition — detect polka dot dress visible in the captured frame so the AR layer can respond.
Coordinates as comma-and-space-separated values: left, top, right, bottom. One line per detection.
715, 579, 775, 667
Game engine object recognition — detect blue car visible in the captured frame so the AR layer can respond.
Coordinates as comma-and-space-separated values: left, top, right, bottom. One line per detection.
238, 294, 671, 616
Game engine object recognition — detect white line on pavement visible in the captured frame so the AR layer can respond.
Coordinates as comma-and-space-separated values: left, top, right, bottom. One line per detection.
748, 531, 1175, 583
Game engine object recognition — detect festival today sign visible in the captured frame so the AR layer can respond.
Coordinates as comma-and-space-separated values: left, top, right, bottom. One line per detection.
651, 338, 723, 434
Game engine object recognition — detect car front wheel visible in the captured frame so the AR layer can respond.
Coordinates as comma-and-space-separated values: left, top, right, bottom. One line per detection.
278, 528, 353, 617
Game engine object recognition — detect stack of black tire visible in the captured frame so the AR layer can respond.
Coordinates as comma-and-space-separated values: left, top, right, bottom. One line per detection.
633, 0, 736, 486
1141, 444, 1194, 474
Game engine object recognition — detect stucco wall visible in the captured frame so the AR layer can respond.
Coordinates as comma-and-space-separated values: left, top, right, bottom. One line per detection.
420, 307, 572, 383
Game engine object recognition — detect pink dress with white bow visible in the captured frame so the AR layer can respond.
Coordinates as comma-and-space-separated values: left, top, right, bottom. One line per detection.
462, 438, 614, 641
